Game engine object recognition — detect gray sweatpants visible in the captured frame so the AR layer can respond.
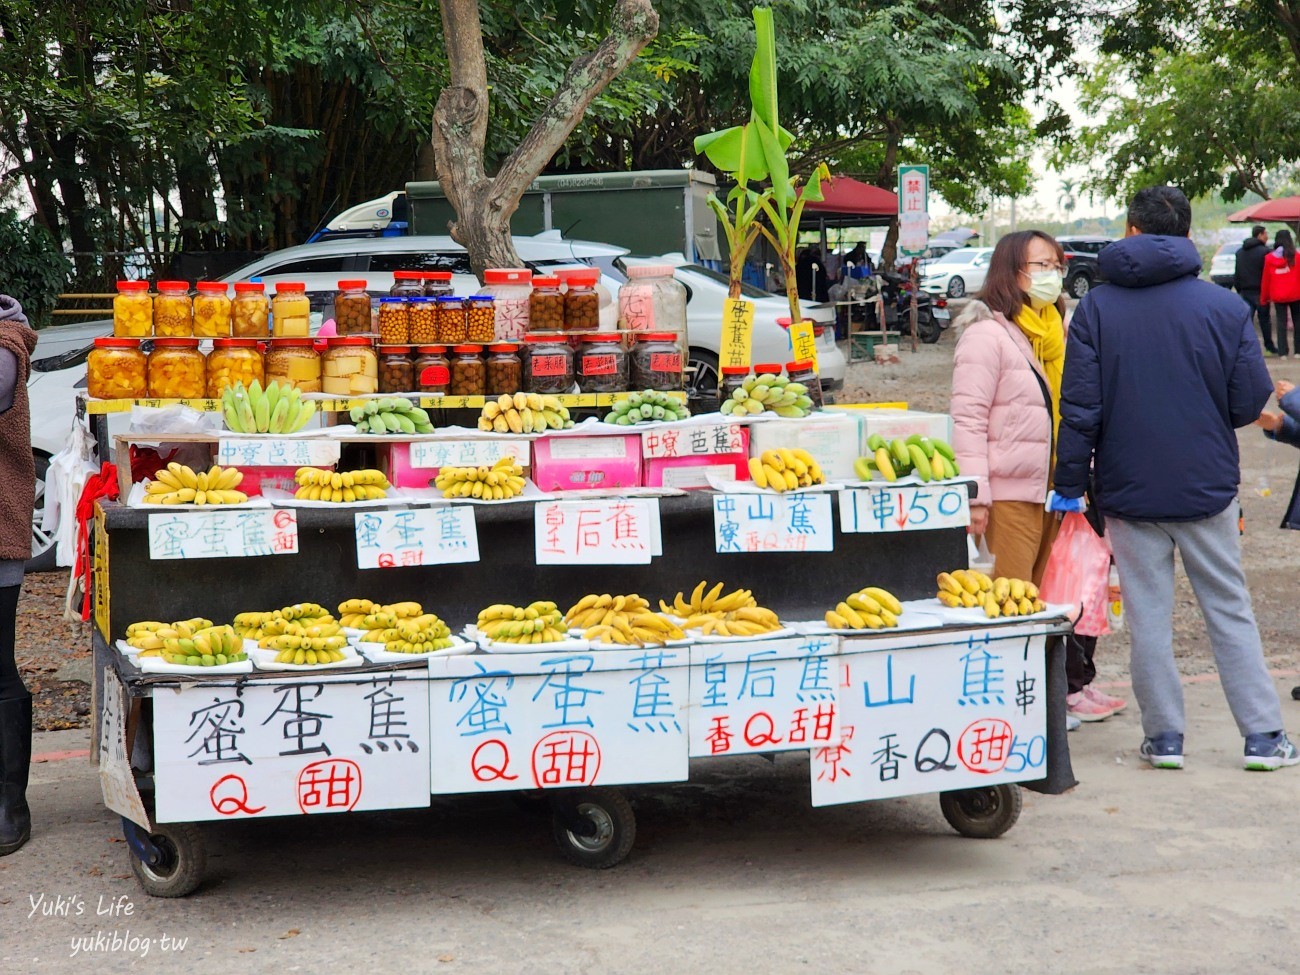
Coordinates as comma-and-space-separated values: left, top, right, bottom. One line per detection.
1107, 504, 1283, 739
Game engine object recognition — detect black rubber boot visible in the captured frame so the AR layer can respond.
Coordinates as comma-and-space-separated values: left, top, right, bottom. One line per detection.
0, 694, 32, 855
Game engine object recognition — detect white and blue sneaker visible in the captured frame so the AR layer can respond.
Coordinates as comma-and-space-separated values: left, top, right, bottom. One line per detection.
1139, 733, 1184, 770
1243, 732, 1300, 771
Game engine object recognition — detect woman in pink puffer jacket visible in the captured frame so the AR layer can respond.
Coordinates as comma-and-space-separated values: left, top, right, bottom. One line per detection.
950, 230, 1068, 585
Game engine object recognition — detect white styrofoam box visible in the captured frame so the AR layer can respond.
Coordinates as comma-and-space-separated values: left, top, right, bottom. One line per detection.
854, 408, 952, 446
747, 414, 861, 482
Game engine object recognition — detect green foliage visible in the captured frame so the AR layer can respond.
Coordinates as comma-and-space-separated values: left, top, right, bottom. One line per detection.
0, 210, 71, 328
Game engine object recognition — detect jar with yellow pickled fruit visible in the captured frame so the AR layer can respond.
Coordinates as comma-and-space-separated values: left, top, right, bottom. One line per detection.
147, 338, 206, 399
113, 281, 152, 338
193, 281, 232, 338
153, 281, 194, 337
87, 338, 147, 399
271, 282, 311, 337
322, 337, 379, 396
232, 282, 269, 337
207, 338, 265, 397
265, 338, 321, 393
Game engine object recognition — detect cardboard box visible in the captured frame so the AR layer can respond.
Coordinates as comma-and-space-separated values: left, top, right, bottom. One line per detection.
853, 408, 952, 447
531, 434, 642, 491
239, 465, 330, 497
386, 439, 530, 490
747, 414, 861, 482
639, 423, 749, 489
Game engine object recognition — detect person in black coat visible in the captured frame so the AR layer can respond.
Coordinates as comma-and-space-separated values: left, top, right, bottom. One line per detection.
1236, 224, 1276, 354
1255, 377, 1300, 701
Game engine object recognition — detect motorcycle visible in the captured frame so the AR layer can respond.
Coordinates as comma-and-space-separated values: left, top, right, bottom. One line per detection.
863, 271, 949, 344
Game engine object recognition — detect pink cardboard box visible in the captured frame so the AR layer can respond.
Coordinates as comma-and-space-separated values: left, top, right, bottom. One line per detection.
386, 440, 531, 490
238, 466, 329, 497
640, 423, 750, 490
531, 434, 642, 491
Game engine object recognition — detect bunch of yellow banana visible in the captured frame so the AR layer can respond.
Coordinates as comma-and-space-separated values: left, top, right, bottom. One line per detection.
747, 448, 824, 492
660, 581, 757, 617
682, 606, 783, 637
564, 593, 650, 628
936, 570, 1046, 618
565, 594, 685, 645
477, 392, 574, 434
825, 587, 904, 630
357, 602, 434, 642
271, 639, 349, 665
337, 598, 380, 628
477, 601, 568, 643
163, 625, 246, 666
435, 457, 527, 500
233, 602, 331, 640
359, 612, 456, 654
143, 463, 248, 505
294, 468, 389, 502
126, 617, 212, 653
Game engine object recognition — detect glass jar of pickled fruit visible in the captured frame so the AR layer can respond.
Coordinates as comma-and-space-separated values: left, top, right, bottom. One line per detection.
630, 332, 683, 391
113, 281, 152, 338
719, 366, 749, 402
322, 337, 379, 396
562, 268, 601, 331
422, 271, 454, 298
207, 338, 264, 397
437, 297, 468, 344
486, 343, 522, 395
479, 268, 532, 339
414, 346, 451, 394
192, 282, 232, 338
271, 282, 311, 337
378, 297, 410, 344
147, 338, 206, 398
390, 270, 424, 298
231, 282, 270, 337
265, 338, 322, 393
334, 279, 372, 335
450, 345, 487, 396
785, 359, 824, 408
408, 297, 437, 343
87, 338, 147, 399
529, 276, 564, 331
523, 334, 574, 394
379, 346, 415, 394
466, 296, 495, 343
577, 334, 627, 393
153, 281, 194, 337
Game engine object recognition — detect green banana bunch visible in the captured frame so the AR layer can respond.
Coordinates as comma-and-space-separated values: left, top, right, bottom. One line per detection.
720, 373, 816, 418
603, 390, 690, 426
857, 434, 960, 481
222, 380, 316, 434
349, 397, 436, 435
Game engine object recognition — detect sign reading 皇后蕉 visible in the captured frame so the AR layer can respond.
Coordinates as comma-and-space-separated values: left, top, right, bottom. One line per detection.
535, 498, 660, 564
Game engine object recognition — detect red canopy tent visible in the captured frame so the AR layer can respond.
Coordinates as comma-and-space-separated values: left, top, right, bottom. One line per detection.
1227, 197, 1300, 223
799, 176, 898, 219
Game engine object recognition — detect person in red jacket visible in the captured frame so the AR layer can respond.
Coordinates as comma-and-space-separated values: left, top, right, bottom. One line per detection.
1260, 229, 1300, 357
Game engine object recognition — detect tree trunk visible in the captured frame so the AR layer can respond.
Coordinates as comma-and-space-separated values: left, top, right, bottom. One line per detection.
431, 0, 659, 279
881, 218, 900, 271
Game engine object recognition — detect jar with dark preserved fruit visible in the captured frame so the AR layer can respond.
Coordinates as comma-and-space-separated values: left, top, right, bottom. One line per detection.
88, 338, 147, 399
422, 271, 454, 298
147, 338, 206, 398
562, 268, 601, 331
379, 346, 415, 394
631, 332, 684, 391
389, 270, 424, 298
113, 281, 152, 338
437, 297, 468, 344
486, 343, 521, 395
577, 334, 627, 393
467, 296, 495, 343
528, 276, 564, 331
785, 360, 824, 408
153, 280, 193, 337
334, 279, 372, 335
377, 297, 410, 344
408, 297, 437, 343
231, 282, 269, 337
523, 335, 574, 394
450, 345, 486, 396
414, 346, 451, 394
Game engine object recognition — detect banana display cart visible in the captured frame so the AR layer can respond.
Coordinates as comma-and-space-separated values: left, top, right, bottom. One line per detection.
84, 392, 1075, 897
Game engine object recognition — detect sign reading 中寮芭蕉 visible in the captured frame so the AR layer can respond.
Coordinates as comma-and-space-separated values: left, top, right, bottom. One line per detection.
713, 491, 834, 553
641, 423, 745, 459
147, 509, 298, 560
354, 506, 479, 569
839, 483, 970, 533
409, 439, 530, 470
216, 438, 340, 469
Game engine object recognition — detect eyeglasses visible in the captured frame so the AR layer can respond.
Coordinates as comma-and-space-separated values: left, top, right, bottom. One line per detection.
1023, 261, 1065, 273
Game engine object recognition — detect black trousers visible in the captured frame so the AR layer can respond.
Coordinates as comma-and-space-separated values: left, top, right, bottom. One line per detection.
1273, 300, 1300, 356
1065, 633, 1096, 696
0, 586, 23, 700
1242, 292, 1275, 352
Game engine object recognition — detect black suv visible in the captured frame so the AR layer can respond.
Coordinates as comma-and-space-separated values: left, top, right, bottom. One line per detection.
1056, 236, 1114, 299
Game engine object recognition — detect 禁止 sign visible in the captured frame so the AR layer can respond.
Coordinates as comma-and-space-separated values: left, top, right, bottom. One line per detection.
897, 164, 930, 258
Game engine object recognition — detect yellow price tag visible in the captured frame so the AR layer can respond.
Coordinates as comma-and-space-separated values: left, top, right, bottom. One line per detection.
788, 319, 819, 372
720, 298, 755, 370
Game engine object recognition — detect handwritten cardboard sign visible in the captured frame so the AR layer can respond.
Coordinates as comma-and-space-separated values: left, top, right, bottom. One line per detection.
98, 667, 151, 828
713, 492, 834, 553
147, 509, 298, 560
720, 297, 755, 370
151, 674, 432, 822
687, 637, 840, 757
810, 631, 1047, 806
408, 439, 530, 470
535, 498, 660, 565
641, 423, 746, 459
839, 484, 970, 533
216, 439, 340, 468
354, 506, 479, 569
788, 319, 819, 371
428, 648, 689, 794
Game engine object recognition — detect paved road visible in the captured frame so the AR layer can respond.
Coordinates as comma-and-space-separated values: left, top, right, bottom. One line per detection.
4, 673, 1298, 975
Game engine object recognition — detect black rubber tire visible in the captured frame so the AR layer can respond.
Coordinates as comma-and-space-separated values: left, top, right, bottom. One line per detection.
939, 783, 1023, 839
1068, 273, 1092, 299
917, 315, 943, 344
550, 788, 636, 869
27, 451, 57, 573
129, 822, 207, 897
686, 348, 720, 414
947, 277, 966, 299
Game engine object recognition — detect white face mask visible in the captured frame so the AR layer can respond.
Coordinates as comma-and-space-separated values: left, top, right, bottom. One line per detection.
1024, 269, 1063, 309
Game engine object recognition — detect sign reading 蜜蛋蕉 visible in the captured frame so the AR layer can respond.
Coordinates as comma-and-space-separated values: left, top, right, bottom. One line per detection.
147, 509, 298, 560
354, 506, 479, 569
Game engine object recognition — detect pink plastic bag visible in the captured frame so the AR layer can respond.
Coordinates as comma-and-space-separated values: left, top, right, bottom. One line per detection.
1039, 512, 1112, 636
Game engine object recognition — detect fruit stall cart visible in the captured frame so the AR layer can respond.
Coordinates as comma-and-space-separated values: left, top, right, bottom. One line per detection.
82, 387, 1075, 898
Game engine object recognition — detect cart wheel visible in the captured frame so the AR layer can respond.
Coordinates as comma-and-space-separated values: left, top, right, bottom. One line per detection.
939, 783, 1022, 839
550, 788, 636, 869
128, 822, 207, 897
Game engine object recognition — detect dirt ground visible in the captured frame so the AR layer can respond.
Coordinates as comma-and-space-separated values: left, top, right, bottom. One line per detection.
18, 312, 1300, 729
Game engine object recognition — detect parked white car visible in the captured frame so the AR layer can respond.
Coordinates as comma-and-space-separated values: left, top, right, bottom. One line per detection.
919, 247, 994, 299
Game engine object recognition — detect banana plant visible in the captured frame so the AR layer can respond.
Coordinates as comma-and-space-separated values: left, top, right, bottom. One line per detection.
754, 162, 832, 324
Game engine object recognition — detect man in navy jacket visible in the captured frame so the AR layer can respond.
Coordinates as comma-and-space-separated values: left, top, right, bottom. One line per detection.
1054, 185, 1296, 772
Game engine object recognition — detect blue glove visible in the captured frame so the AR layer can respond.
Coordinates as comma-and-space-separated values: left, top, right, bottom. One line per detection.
1045, 491, 1087, 514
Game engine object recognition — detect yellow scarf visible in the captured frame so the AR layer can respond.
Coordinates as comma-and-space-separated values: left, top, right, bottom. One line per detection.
1014, 302, 1065, 448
